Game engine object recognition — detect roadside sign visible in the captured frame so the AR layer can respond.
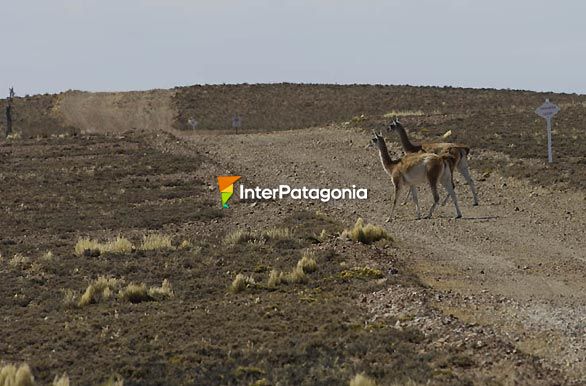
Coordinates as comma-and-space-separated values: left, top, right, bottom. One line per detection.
535, 99, 559, 163
535, 99, 560, 119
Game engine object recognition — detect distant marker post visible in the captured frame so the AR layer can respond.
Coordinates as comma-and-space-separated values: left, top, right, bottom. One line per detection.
535, 99, 560, 163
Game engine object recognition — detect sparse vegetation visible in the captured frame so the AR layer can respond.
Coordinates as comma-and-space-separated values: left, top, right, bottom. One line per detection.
140, 233, 173, 251
230, 274, 256, 293
224, 227, 293, 246
148, 279, 174, 300
179, 239, 193, 250
74, 236, 134, 256
341, 218, 391, 245
340, 267, 385, 281
62, 289, 78, 308
100, 376, 124, 386
267, 269, 283, 288
41, 250, 55, 262
52, 374, 69, 386
297, 253, 317, 273
0, 363, 35, 386
383, 110, 436, 118
78, 276, 122, 307
119, 279, 174, 303
9, 253, 31, 268
6, 132, 22, 141
267, 254, 318, 288
350, 373, 377, 386
119, 283, 150, 303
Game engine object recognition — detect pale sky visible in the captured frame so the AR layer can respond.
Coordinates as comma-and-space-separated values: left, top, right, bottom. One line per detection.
2, 0, 586, 96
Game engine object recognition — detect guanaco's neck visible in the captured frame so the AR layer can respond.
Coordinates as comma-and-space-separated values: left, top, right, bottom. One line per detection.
395, 124, 422, 153
375, 138, 399, 175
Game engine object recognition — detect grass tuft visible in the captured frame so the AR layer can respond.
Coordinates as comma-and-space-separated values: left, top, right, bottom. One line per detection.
283, 265, 307, 284
0, 363, 35, 386
349, 373, 377, 386
267, 269, 283, 288
230, 274, 256, 293
41, 251, 55, 262
297, 253, 317, 273
78, 276, 122, 307
52, 374, 70, 386
62, 289, 78, 308
74, 236, 133, 256
9, 253, 31, 268
224, 227, 293, 245
140, 234, 173, 251
341, 218, 391, 244
179, 240, 193, 250
119, 283, 150, 303
119, 279, 174, 303
100, 376, 124, 386
148, 279, 174, 300
340, 267, 385, 281
224, 229, 256, 245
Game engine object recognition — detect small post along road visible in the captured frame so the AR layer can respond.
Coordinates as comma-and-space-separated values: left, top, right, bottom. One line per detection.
535, 99, 560, 163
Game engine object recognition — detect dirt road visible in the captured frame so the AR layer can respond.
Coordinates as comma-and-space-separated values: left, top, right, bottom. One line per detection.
188, 125, 586, 382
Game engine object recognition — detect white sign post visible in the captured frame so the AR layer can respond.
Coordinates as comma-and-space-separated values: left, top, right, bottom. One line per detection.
535, 99, 560, 163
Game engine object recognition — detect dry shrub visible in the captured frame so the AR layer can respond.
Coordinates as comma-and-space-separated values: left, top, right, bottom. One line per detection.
340, 267, 384, 281
62, 289, 78, 308
119, 280, 174, 303
0, 363, 35, 386
179, 240, 193, 250
224, 227, 293, 245
79, 276, 122, 307
230, 274, 256, 293
74, 236, 133, 256
383, 110, 428, 118
267, 269, 283, 288
148, 279, 174, 300
52, 374, 69, 386
261, 227, 292, 241
6, 132, 22, 141
140, 234, 173, 251
349, 373, 377, 386
9, 254, 31, 268
267, 266, 305, 288
267, 254, 317, 288
41, 251, 54, 262
297, 254, 317, 273
119, 283, 149, 303
74, 237, 100, 256
101, 376, 124, 386
284, 266, 306, 284
223, 229, 257, 245
341, 218, 390, 245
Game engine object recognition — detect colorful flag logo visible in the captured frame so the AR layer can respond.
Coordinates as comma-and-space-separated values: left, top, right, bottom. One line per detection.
217, 176, 241, 208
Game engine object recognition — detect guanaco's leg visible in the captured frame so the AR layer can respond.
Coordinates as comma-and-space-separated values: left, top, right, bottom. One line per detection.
458, 157, 479, 206
410, 186, 421, 220
426, 171, 441, 219
441, 163, 462, 218
387, 179, 402, 222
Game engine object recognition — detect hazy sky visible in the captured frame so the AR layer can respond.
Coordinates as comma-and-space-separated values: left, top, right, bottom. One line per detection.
3, 0, 586, 96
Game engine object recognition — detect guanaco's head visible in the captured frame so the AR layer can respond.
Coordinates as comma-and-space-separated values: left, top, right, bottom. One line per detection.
386, 118, 403, 134
368, 130, 386, 149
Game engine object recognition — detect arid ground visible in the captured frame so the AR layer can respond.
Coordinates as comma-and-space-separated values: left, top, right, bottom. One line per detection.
0, 84, 584, 385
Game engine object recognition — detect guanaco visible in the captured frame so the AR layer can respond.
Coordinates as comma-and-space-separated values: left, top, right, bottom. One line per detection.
369, 131, 462, 221
387, 119, 479, 206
